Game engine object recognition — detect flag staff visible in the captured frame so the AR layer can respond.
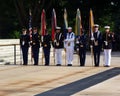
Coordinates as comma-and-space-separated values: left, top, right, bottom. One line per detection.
89, 8, 94, 66
29, 9, 33, 64
51, 8, 57, 65
41, 9, 46, 65
63, 8, 68, 66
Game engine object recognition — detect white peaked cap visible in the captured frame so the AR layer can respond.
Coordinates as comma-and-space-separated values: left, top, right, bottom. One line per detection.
94, 24, 99, 27
67, 27, 72, 30
56, 27, 61, 30
104, 26, 110, 29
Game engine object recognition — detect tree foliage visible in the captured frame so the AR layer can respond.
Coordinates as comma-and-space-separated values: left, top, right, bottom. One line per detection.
0, 0, 120, 50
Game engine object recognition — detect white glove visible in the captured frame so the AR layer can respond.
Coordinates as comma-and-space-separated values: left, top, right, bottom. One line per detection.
90, 45, 93, 48
91, 37, 94, 41
77, 48, 79, 51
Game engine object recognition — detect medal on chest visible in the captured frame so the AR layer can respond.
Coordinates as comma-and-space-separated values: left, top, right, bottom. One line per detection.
56, 33, 62, 46
94, 41, 98, 46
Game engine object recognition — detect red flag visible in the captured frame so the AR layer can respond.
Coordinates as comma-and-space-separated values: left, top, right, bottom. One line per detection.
41, 9, 46, 36
51, 9, 57, 41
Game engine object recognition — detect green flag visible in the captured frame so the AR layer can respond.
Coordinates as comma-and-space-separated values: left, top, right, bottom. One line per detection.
75, 8, 82, 36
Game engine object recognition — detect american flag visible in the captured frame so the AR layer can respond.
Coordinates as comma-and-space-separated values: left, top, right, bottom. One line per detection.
29, 9, 32, 40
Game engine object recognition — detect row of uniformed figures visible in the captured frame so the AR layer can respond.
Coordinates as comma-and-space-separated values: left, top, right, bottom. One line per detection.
20, 25, 115, 67
20, 27, 40, 65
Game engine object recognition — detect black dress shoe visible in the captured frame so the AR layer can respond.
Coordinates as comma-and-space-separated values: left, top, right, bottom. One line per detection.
45, 64, 49, 66
34, 64, 38, 66
56, 64, 61, 66
80, 65, 85, 67
95, 64, 99, 67
104, 65, 110, 67
94, 65, 99, 67
67, 64, 72, 66
23, 64, 27, 65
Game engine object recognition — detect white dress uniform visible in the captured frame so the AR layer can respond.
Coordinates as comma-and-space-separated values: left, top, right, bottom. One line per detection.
54, 27, 64, 66
103, 26, 114, 67
64, 31, 75, 66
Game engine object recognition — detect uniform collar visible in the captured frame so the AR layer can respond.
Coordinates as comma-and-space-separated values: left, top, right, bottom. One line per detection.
33, 32, 37, 34
68, 32, 72, 34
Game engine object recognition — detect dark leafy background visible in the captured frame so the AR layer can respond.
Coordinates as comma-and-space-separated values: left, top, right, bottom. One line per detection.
0, 0, 120, 50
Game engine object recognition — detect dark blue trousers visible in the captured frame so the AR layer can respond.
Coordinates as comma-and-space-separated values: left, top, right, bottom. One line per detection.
32, 46, 39, 65
79, 48, 86, 66
21, 47, 29, 65
43, 48, 50, 65
93, 47, 101, 66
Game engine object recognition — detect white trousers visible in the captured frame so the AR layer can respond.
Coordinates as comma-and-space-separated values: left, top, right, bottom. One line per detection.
104, 49, 112, 66
66, 47, 74, 64
55, 49, 62, 64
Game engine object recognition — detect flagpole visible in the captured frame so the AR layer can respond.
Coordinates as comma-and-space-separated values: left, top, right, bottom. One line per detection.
41, 9, 46, 65
52, 9, 57, 65
29, 9, 33, 65
63, 8, 68, 66
41, 36, 44, 65
75, 9, 79, 64
75, 8, 82, 65
89, 9, 94, 66
42, 40, 44, 65
20, 46, 22, 65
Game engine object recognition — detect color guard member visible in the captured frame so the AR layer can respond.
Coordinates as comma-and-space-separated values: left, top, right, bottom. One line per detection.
93, 24, 102, 67
20, 28, 30, 65
31, 27, 40, 65
41, 30, 51, 66
76, 30, 87, 66
54, 27, 64, 66
102, 26, 114, 67
64, 27, 75, 66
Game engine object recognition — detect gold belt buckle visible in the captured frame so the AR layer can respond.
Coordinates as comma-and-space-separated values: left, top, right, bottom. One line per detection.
56, 42, 59, 46
68, 42, 70, 46
44, 44, 47, 47
33, 42, 35, 45
95, 41, 98, 46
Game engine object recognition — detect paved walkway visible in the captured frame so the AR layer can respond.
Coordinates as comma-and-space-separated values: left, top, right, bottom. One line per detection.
0, 39, 120, 96
0, 52, 120, 96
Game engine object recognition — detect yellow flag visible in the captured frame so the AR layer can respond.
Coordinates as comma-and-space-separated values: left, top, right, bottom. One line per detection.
89, 9, 94, 38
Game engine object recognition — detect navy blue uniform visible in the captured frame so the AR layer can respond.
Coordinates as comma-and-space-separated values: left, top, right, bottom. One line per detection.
92, 31, 102, 66
41, 34, 51, 65
53, 32, 64, 49
53, 32, 64, 65
31, 33, 40, 65
20, 34, 30, 65
76, 34, 86, 66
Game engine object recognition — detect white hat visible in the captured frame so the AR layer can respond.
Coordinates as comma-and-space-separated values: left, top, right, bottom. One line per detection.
94, 24, 99, 27
56, 27, 61, 30
104, 26, 110, 29
67, 27, 72, 30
